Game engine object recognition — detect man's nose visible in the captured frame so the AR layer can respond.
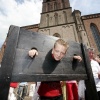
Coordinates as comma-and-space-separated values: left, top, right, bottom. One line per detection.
57, 52, 61, 56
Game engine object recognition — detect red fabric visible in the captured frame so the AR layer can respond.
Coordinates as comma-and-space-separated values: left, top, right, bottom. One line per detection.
10, 82, 18, 88
38, 81, 62, 97
52, 54, 54, 59
66, 82, 78, 100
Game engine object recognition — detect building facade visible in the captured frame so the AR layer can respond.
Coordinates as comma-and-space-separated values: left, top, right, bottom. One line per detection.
82, 13, 100, 53
22, 0, 100, 54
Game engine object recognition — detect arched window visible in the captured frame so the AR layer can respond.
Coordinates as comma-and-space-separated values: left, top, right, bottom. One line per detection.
62, 0, 65, 8
63, 11, 67, 23
53, 33, 61, 38
46, 14, 49, 26
90, 23, 100, 51
57, 3, 61, 9
54, 13, 58, 25
54, 2, 57, 10
48, 3, 50, 11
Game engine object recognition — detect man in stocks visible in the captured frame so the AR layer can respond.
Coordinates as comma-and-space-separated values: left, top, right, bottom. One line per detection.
29, 39, 82, 100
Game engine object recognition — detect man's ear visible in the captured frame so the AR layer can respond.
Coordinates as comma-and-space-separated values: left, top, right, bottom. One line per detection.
52, 48, 54, 54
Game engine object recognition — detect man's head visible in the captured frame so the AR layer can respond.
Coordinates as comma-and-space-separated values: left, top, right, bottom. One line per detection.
97, 54, 100, 58
52, 39, 69, 61
88, 48, 95, 60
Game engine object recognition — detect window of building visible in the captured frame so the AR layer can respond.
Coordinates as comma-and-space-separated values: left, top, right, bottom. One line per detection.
48, 3, 50, 11
46, 14, 49, 26
90, 23, 100, 51
54, 2, 57, 10
54, 13, 58, 25
63, 11, 67, 23
57, 3, 61, 9
53, 33, 61, 38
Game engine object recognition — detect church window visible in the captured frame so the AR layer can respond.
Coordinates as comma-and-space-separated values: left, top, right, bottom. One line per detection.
57, 3, 61, 9
54, 13, 58, 25
54, 2, 57, 10
62, 0, 65, 8
63, 11, 67, 23
46, 14, 49, 26
53, 33, 61, 38
50, 4, 52, 11
48, 3, 50, 11
90, 23, 100, 51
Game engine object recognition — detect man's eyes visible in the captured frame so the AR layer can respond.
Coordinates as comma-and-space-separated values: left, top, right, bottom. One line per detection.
55, 50, 65, 55
55, 50, 59, 52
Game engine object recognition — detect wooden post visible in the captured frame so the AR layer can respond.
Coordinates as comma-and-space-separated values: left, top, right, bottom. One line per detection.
62, 81, 67, 100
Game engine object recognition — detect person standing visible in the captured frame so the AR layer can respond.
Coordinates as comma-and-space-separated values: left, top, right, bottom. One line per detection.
86, 48, 100, 100
8, 82, 18, 100
32, 82, 41, 100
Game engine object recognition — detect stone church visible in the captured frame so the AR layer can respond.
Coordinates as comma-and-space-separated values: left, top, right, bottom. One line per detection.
21, 0, 100, 54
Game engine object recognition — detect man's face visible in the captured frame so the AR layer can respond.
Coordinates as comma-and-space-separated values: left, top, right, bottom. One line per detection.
88, 51, 95, 59
52, 43, 67, 61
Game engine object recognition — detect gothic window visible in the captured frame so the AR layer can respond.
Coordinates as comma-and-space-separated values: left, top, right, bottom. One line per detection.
54, 2, 57, 10
54, 13, 58, 25
46, 14, 49, 26
50, 4, 52, 11
43, 5, 46, 12
53, 33, 61, 38
62, 0, 65, 8
48, 3, 50, 11
57, 3, 61, 9
63, 11, 67, 23
90, 23, 100, 51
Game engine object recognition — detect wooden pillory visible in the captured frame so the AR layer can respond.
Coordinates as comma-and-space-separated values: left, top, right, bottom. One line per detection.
0, 25, 99, 100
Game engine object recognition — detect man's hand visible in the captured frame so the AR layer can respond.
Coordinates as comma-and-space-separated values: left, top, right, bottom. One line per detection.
73, 55, 82, 62
95, 57, 100, 63
60, 81, 65, 87
28, 49, 38, 58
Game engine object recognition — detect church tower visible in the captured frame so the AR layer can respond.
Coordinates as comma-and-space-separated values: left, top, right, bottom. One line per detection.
39, 0, 73, 28
38, 0, 90, 48
73, 10, 90, 48
42, 0, 70, 13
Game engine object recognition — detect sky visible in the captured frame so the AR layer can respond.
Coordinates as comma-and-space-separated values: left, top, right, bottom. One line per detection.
0, 0, 100, 48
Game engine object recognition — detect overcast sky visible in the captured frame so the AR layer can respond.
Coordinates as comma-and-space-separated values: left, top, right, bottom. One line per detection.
0, 0, 100, 48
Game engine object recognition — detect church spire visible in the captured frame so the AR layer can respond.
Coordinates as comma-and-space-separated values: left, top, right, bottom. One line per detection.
42, 0, 70, 13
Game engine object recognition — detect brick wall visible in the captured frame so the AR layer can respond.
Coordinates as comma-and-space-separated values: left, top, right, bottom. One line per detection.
82, 14, 100, 53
